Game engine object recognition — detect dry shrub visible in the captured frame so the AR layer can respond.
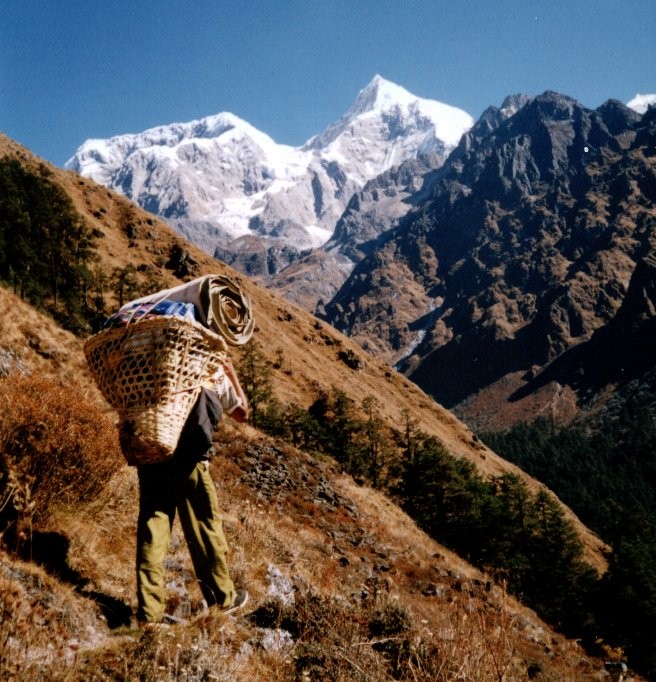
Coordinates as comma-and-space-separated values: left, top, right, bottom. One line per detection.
244, 586, 543, 682
246, 591, 419, 681
0, 374, 122, 530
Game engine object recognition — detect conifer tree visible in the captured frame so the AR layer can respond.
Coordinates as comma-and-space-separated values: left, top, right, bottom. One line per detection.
111, 265, 140, 307
237, 340, 272, 428
361, 395, 386, 487
0, 158, 96, 333
328, 387, 359, 466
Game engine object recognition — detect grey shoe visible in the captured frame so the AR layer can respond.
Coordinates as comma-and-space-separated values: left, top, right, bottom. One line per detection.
222, 589, 249, 614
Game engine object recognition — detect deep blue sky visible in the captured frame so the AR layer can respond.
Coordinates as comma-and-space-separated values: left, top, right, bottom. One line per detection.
2, 0, 654, 168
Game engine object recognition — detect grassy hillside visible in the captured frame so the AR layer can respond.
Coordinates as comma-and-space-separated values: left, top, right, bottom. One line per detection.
0, 134, 631, 680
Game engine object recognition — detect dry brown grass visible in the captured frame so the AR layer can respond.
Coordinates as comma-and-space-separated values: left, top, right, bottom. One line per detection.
0, 554, 112, 680
0, 416, 630, 681
0, 375, 122, 530
0, 133, 629, 680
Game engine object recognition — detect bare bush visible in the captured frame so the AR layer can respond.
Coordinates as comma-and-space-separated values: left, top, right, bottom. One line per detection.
0, 374, 122, 533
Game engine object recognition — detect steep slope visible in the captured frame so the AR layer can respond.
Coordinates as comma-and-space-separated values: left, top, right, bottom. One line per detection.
323, 92, 656, 430
0, 404, 620, 681
0, 134, 625, 679
2, 131, 592, 510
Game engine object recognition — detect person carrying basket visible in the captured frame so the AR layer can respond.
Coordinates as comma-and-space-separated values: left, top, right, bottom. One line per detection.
84, 275, 255, 625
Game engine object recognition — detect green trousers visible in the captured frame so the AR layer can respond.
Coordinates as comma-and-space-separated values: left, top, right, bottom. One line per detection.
136, 458, 236, 622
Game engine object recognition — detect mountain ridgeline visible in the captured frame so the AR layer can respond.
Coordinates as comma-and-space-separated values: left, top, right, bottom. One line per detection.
66, 81, 656, 431
323, 92, 656, 429
65, 75, 473, 301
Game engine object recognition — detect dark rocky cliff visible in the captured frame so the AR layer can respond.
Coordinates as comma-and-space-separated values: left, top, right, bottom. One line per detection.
323, 93, 656, 429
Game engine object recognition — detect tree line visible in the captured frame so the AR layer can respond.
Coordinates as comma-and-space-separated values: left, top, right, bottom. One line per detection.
235, 341, 626, 661
0, 158, 97, 332
482, 376, 656, 677
0, 158, 165, 334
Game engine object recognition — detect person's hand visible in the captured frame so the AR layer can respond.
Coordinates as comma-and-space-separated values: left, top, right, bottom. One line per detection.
230, 404, 249, 423
223, 356, 249, 415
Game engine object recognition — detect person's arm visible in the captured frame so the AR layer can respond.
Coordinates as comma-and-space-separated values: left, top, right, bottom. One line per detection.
222, 357, 249, 422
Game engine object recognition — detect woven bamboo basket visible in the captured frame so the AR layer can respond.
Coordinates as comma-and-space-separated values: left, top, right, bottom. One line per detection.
84, 316, 227, 465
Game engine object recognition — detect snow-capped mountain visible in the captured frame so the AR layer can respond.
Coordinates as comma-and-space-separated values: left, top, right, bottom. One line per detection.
65, 76, 473, 264
627, 93, 656, 114
67, 112, 316, 244
303, 75, 473, 182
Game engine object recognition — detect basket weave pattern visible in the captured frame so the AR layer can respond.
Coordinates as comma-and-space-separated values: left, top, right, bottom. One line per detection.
84, 316, 227, 465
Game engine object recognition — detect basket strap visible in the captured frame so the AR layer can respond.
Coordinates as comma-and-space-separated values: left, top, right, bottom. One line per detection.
168, 383, 205, 397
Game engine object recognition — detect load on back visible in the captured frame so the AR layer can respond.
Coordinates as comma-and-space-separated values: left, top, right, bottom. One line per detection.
84, 274, 253, 465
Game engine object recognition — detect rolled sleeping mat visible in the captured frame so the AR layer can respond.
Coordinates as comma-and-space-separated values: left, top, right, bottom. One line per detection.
120, 274, 254, 345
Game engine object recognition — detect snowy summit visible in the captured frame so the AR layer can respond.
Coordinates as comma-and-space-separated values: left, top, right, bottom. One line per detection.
65, 76, 474, 255
626, 93, 656, 114
305, 75, 474, 181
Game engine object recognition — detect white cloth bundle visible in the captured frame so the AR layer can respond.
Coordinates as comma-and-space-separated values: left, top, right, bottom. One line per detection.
123, 274, 254, 346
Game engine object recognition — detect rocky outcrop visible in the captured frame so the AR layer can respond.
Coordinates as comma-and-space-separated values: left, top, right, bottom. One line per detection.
322, 92, 655, 428
511, 253, 656, 401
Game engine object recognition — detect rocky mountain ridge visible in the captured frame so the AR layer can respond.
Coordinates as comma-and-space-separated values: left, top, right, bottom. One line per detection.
322, 92, 656, 430
262, 152, 442, 310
